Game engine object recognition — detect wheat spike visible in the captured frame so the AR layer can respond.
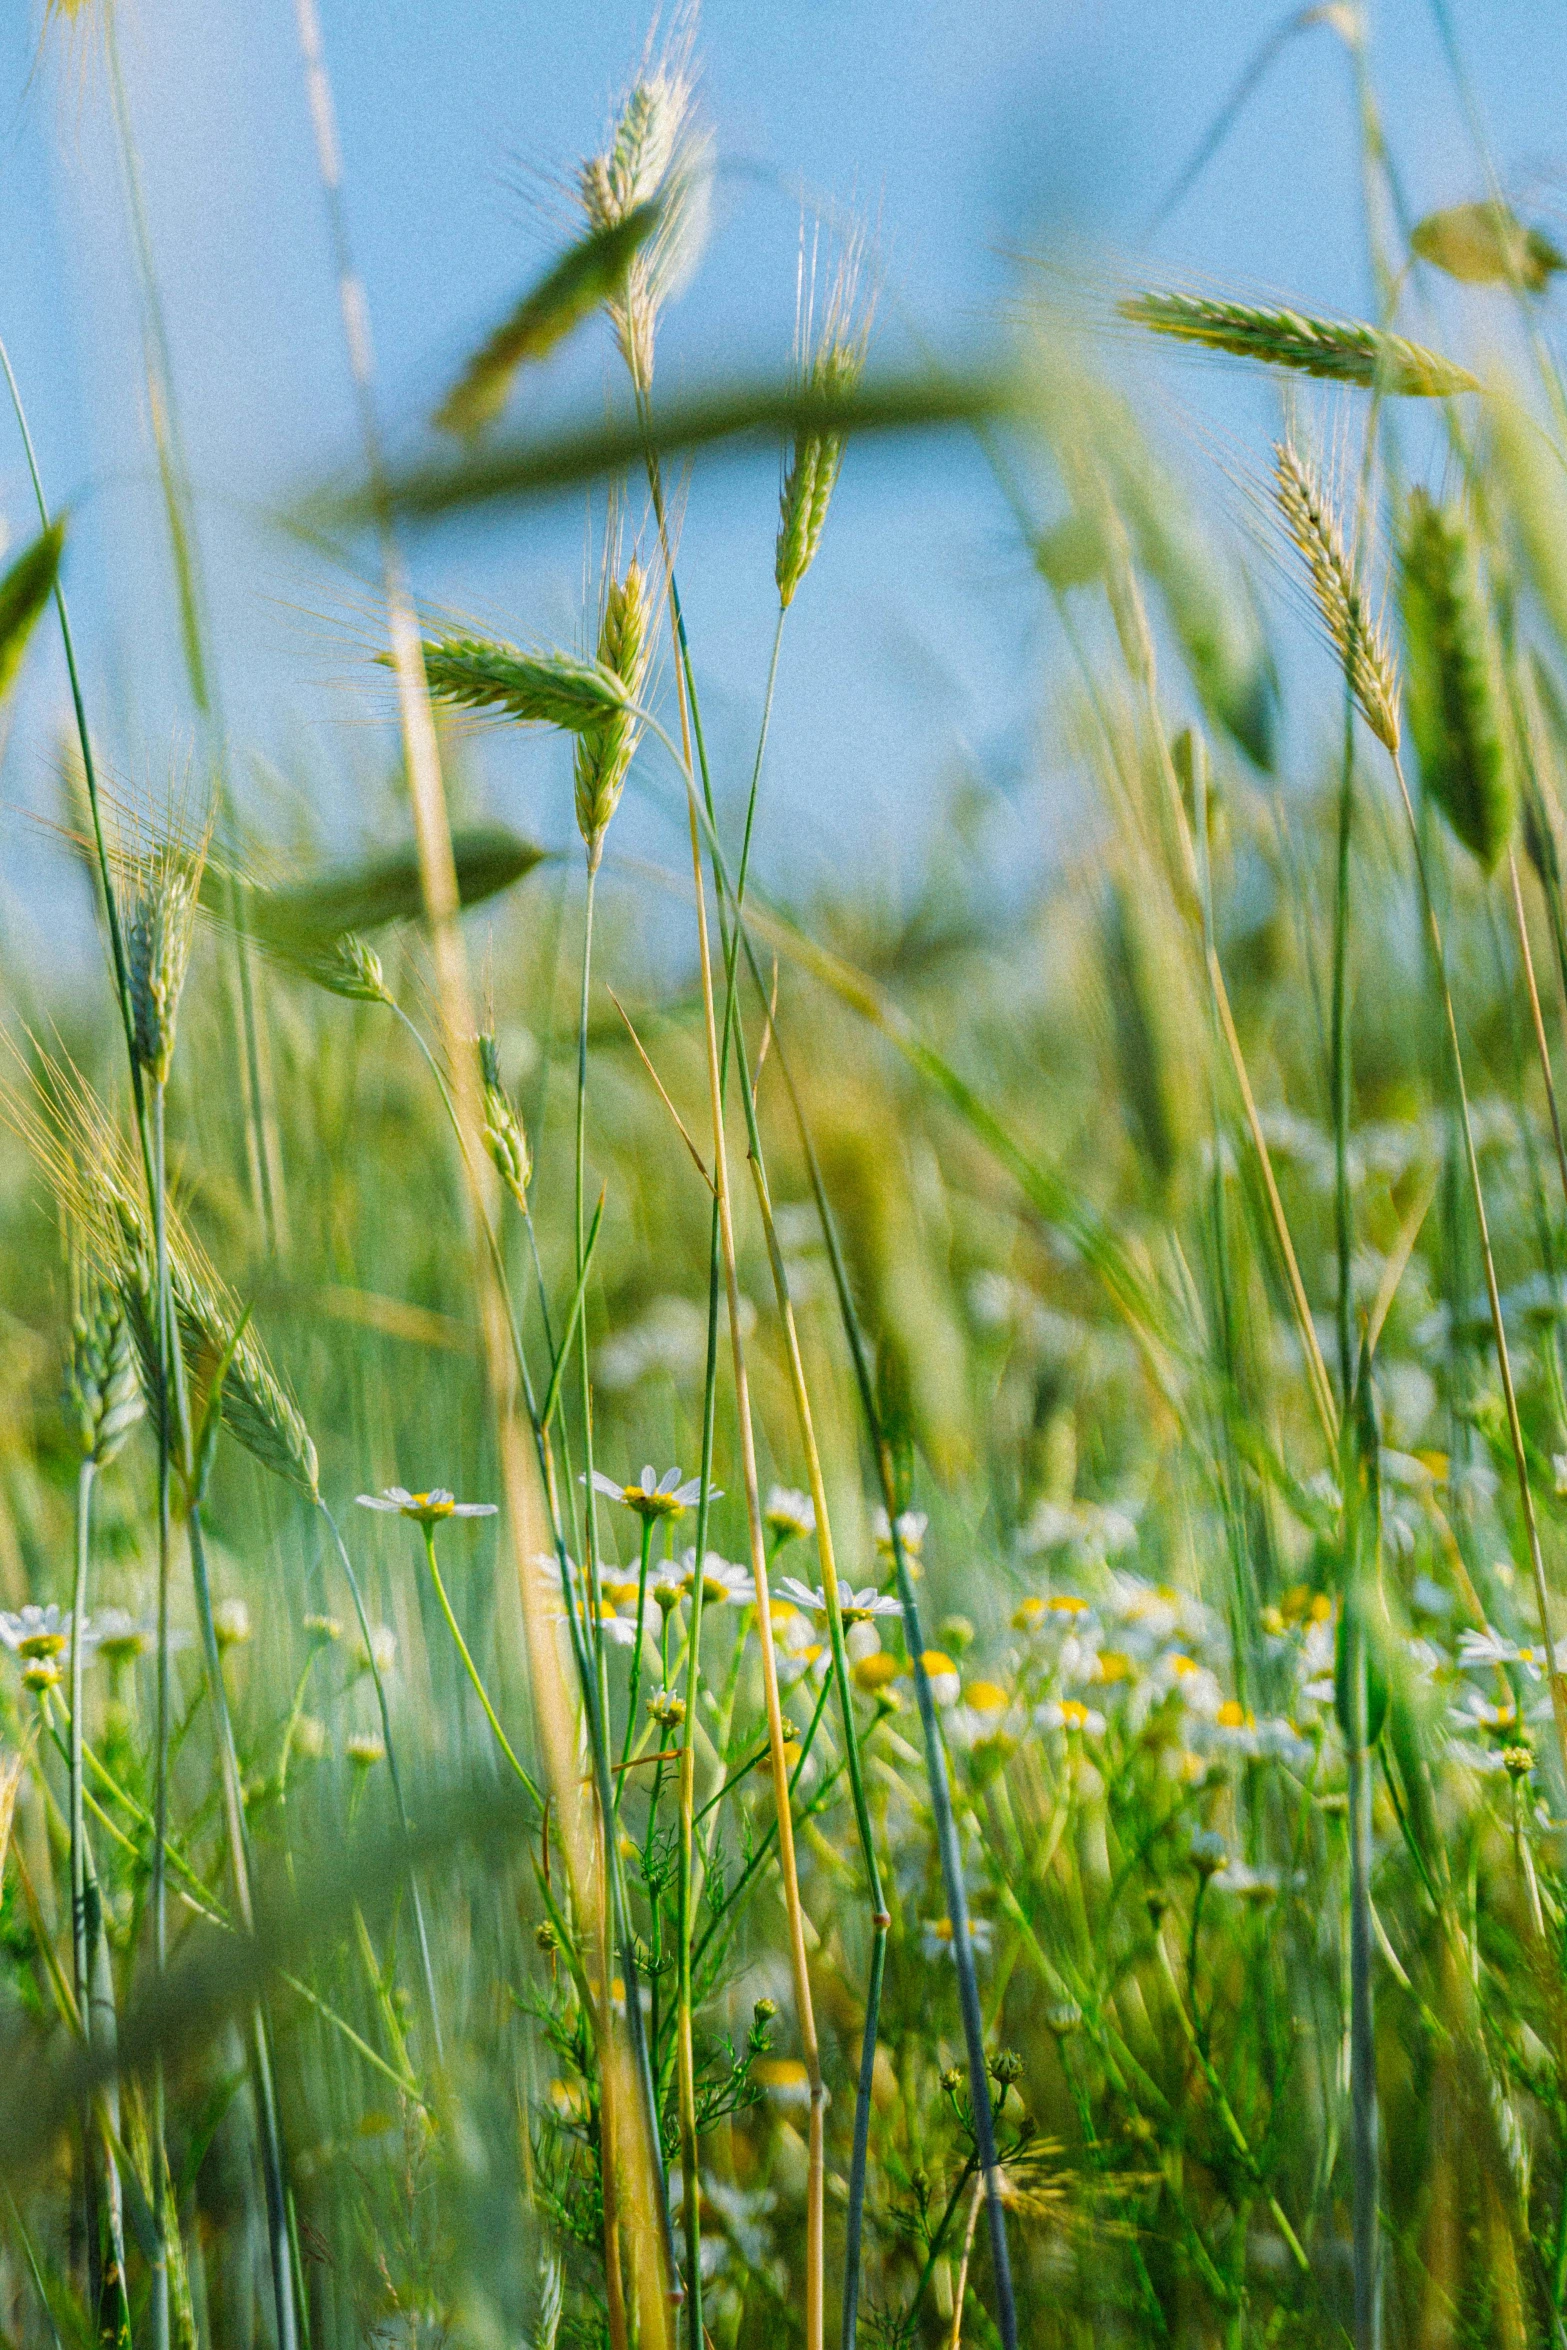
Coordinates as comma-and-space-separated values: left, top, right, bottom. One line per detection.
574, 559, 651, 870
415, 637, 629, 732
66, 1278, 144, 1467
126, 846, 202, 1085
1398, 488, 1513, 871
477, 1032, 531, 1208
1272, 439, 1401, 752
1122, 290, 1480, 397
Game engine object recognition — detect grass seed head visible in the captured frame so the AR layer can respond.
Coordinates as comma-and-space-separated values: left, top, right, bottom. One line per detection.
1272, 438, 1400, 753
477, 1031, 532, 1206
1122, 289, 1480, 397
776, 238, 873, 607
416, 636, 629, 733
66, 1279, 143, 1466
1398, 488, 1513, 872
304, 933, 392, 1005
578, 45, 709, 395
574, 557, 650, 871
127, 848, 201, 1085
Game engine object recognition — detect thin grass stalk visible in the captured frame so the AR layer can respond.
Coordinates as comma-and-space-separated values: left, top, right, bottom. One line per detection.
384, 1000, 675, 2290
148, 1081, 175, 2350
317, 1502, 442, 2060
1333, 700, 1357, 1408
186, 1502, 298, 2350
1507, 851, 1567, 1215
0, 341, 140, 1108
633, 431, 739, 2349
769, 1037, 1019, 2350
641, 437, 826, 2345
1103, 513, 1339, 1447
1347, 1628, 1380, 2350
69, 1461, 131, 2346
103, 18, 281, 1249
1386, 748, 1567, 1787
744, 1146, 888, 2350
685, 783, 826, 2349
675, 1203, 720, 2345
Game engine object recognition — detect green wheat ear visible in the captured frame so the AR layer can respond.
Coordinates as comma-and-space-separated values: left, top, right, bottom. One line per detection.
1399, 489, 1514, 874
1122, 290, 1480, 397
1272, 438, 1401, 754
412, 636, 630, 731
574, 558, 651, 871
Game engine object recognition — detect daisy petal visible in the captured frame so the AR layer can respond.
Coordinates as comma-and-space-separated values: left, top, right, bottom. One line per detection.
452, 1502, 499, 1517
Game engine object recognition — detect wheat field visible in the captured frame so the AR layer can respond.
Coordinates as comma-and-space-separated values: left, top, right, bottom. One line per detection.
6, 6, 1567, 2348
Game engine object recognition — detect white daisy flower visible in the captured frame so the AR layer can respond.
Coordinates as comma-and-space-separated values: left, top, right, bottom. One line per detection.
1458, 1626, 1544, 1679
680, 1550, 752, 1606
764, 1487, 815, 1542
920, 1914, 994, 1962
776, 1576, 901, 1627
357, 1486, 497, 1525
589, 1464, 712, 1521
0, 1604, 91, 1663
1035, 1696, 1105, 1736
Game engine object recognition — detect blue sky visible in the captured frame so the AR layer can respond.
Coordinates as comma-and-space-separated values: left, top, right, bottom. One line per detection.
1, 0, 1564, 976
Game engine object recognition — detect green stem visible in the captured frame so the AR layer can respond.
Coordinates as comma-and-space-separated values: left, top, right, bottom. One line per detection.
318, 1500, 443, 2061
187, 1501, 299, 2350
421, 1524, 540, 1802
619, 1518, 656, 1792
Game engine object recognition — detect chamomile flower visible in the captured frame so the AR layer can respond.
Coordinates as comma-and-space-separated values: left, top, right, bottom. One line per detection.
776, 1576, 901, 1627
921, 1914, 994, 1963
916, 1650, 960, 1706
765, 1487, 815, 1543
92, 1608, 177, 1666
679, 1550, 752, 1606
851, 1650, 900, 1697
589, 1464, 711, 1521
1036, 1696, 1105, 1736
356, 1487, 498, 1526
1449, 1687, 1522, 1736
1458, 1626, 1544, 1678
214, 1598, 252, 1650
0, 1604, 83, 1663
873, 1508, 927, 1560
752, 2057, 812, 2109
